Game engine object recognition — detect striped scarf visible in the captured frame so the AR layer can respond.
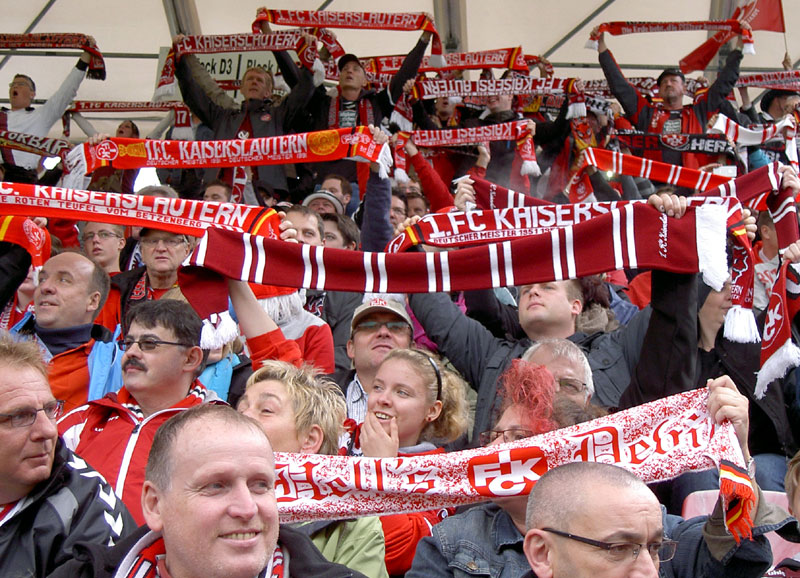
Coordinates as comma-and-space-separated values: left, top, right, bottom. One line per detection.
0, 33, 105, 79
587, 20, 754, 55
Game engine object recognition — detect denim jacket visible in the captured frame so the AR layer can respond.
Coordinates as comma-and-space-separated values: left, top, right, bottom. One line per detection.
409, 494, 786, 578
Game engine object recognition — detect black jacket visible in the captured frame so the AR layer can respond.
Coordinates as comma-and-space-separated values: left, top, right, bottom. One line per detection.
1, 440, 136, 578
48, 524, 368, 578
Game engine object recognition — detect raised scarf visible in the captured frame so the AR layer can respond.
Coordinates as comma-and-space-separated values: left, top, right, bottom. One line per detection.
709, 113, 798, 172
155, 32, 316, 99
587, 20, 755, 55
64, 126, 392, 182
359, 47, 527, 76
414, 77, 587, 120
64, 100, 193, 138
0, 216, 51, 269
393, 121, 538, 182
274, 389, 754, 541
0, 33, 105, 79
253, 8, 445, 68
0, 130, 73, 170
736, 70, 800, 91
609, 129, 736, 160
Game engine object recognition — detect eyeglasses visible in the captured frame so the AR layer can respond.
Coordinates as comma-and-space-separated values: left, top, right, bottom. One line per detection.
353, 320, 410, 334
390, 206, 407, 216
556, 378, 588, 396
479, 428, 534, 446
0, 400, 64, 428
82, 230, 122, 242
121, 337, 192, 351
541, 528, 678, 563
140, 236, 186, 248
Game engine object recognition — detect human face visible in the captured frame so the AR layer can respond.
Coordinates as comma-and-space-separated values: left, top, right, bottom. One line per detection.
339, 61, 367, 92
140, 231, 190, 276
143, 418, 278, 578
121, 322, 197, 407
323, 220, 348, 249
367, 357, 441, 448
526, 348, 590, 406
82, 222, 125, 272
487, 404, 533, 530
435, 97, 456, 121
241, 69, 272, 101
238, 379, 308, 454
518, 282, 582, 339
116, 121, 136, 138
389, 196, 407, 228
306, 198, 338, 215
779, 95, 800, 116
34, 253, 101, 329
487, 93, 513, 114
285, 211, 322, 246
203, 185, 231, 203
321, 178, 351, 205
346, 313, 412, 376
407, 196, 428, 218
699, 279, 732, 329
0, 365, 58, 504
658, 75, 685, 105
9, 76, 34, 110
529, 482, 662, 578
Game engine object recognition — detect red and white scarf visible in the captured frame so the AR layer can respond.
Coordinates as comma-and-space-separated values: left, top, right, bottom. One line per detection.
524, 54, 555, 77
0, 130, 73, 170
394, 121, 539, 181
736, 70, 800, 91
65, 126, 392, 181
186, 201, 728, 295
583, 77, 708, 100
0, 33, 105, 79
275, 389, 754, 541
0, 216, 51, 270
414, 77, 587, 120
587, 20, 755, 55
710, 113, 798, 172
362, 47, 528, 76
155, 33, 317, 100
64, 100, 193, 138
253, 8, 446, 68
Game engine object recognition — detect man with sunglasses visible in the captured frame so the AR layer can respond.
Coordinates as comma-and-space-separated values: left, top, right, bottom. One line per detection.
58, 299, 225, 524
0, 336, 135, 577
336, 297, 414, 424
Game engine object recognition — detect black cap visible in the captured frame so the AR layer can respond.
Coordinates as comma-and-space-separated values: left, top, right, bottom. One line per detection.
337, 53, 363, 72
657, 68, 685, 86
761, 89, 800, 114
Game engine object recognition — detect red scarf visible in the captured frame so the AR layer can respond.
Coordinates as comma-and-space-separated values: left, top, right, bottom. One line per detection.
65, 127, 392, 181
0, 33, 105, 79
362, 47, 527, 75
0, 130, 73, 171
274, 389, 754, 541
253, 8, 445, 67
736, 70, 800, 91
583, 77, 707, 100
587, 20, 754, 55
155, 33, 316, 99
710, 113, 798, 172
0, 216, 51, 269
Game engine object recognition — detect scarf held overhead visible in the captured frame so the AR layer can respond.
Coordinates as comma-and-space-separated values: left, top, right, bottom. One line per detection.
253, 8, 445, 67
274, 388, 754, 541
0, 33, 105, 79
587, 20, 754, 54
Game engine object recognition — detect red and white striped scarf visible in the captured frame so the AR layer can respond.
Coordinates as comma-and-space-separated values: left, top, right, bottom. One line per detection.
736, 70, 800, 91
64, 100, 193, 138
393, 121, 538, 181
0, 130, 73, 171
361, 47, 527, 76
253, 8, 446, 68
274, 389, 754, 541
0, 33, 105, 79
186, 201, 728, 295
710, 113, 798, 172
587, 20, 755, 54
64, 127, 392, 183
155, 33, 316, 100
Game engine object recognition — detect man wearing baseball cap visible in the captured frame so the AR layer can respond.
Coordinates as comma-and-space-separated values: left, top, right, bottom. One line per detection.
303, 189, 344, 215
334, 296, 414, 424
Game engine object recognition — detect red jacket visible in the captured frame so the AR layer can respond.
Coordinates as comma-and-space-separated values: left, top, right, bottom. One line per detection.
57, 382, 223, 525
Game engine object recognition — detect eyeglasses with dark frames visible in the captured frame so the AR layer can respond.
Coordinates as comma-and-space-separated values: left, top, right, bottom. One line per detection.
541, 527, 678, 563
0, 399, 65, 428
478, 428, 535, 446
121, 337, 193, 352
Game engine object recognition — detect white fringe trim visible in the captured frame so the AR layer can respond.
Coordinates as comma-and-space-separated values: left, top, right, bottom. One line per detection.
723, 305, 761, 343
312, 59, 326, 87
153, 81, 176, 102
521, 160, 541, 177
756, 338, 800, 398
390, 110, 413, 132
200, 311, 239, 350
377, 142, 393, 179
742, 42, 755, 55
567, 102, 587, 120
394, 167, 410, 183
428, 53, 446, 69
695, 203, 729, 291
585, 39, 599, 51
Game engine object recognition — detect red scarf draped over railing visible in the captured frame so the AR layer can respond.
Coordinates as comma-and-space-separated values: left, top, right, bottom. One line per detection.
0, 33, 105, 79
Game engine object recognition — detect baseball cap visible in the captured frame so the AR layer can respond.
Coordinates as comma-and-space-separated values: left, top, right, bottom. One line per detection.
302, 190, 344, 215
350, 297, 413, 335
656, 68, 685, 86
337, 53, 364, 72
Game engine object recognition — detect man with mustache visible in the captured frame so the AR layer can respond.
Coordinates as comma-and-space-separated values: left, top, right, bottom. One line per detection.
58, 299, 223, 524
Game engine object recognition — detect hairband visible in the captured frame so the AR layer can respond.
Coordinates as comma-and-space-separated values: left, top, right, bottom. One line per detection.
424, 354, 443, 401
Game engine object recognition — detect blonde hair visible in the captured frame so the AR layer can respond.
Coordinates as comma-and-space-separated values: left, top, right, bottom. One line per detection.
380, 348, 469, 443
785, 449, 800, 507
244, 361, 346, 456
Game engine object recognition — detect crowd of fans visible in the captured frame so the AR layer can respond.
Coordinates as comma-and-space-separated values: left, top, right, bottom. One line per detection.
4, 6, 800, 578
